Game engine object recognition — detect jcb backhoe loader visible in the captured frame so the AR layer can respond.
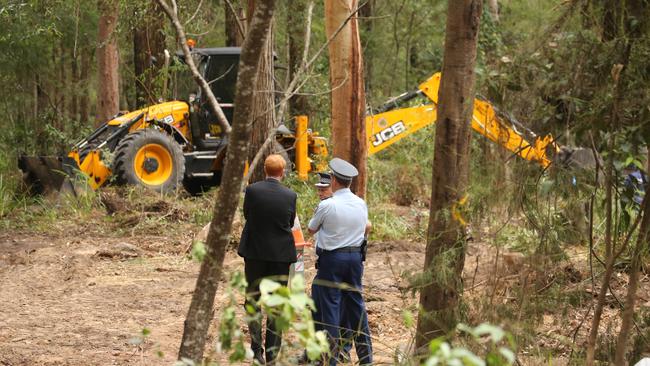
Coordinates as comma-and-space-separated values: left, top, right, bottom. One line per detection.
19, 47, 329, 196
19, 48, 576, 196
364, 73, 557, 167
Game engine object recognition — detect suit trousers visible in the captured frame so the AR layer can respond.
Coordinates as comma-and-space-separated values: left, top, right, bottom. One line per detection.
244, 259, 291, 362
312, 250, 373, 366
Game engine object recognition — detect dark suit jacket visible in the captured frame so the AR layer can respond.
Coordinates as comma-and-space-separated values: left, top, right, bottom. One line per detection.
238, 178, 297, 263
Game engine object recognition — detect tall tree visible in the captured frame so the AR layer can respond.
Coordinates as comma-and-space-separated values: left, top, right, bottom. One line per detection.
358, 0, 373, 91
415, 0, 482, 349
177, 0, 277, 361
247, 0, 276, 183
247, 32, 275, 183
96, 0, 120, 125
133, 2, 166, 107
79, 49, 91, 124
287, 0, 309, 116
225, 0, 245, 47
325, 0, 367, 197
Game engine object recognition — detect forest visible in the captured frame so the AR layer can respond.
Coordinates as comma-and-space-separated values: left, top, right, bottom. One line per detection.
1, 0, 650, 365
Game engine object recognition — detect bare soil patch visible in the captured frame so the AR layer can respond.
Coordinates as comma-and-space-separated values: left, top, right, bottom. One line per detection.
1, 209, 648, 365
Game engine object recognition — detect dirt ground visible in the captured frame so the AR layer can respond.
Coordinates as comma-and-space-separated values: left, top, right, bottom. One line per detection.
0, 220, 428, 365
1, 205, 648, 365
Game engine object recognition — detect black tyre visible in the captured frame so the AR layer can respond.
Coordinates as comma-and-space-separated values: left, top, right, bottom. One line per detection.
112, 129, 185, 193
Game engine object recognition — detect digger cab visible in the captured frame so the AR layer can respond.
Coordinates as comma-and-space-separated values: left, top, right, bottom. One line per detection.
174, 47, 240, 152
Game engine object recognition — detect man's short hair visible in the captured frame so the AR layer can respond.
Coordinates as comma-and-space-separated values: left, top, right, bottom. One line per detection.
333, 174, 352, 188
264, 154, 286, 177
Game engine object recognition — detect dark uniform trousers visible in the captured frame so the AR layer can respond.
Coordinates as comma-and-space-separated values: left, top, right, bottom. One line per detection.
244, 259, 291, 361
312, 248, 373, 365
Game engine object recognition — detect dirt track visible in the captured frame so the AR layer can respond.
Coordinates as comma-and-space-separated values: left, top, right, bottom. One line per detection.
2, 211, 645, 365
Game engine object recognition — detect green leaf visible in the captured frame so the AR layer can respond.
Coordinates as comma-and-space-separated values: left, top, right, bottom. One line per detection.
259, 279, 281, 295
473, 323, 505, 343
190, 241, 206, 262
264, 294, 287, 307
402, 309, 414, 328
141, 328, 151, 336
429, 337, 445, 353
290, 275, 305, 292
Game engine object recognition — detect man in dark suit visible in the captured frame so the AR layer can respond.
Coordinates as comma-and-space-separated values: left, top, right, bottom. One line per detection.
238, 154, 297, 364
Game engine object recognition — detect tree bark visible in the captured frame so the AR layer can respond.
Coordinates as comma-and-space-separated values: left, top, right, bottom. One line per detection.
177, 0, 276, 362
59, 41, 68, 122
96, 0, 120, 125
415, 0, 482, 349
70, 46, 79, 122
602, 0, 620, 41
358, 0, 373, 91
247, 20, 276, 183
79, 49, 91, 124
325, 0, 367, 197
225, 0, 245, 46
133, 2, 166, 107
287, 0, 309, 116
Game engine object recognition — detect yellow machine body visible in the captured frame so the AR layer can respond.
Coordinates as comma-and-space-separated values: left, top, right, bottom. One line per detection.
366, 72, 556, 167
69, 101, 191, 189
107, 101, 190, 137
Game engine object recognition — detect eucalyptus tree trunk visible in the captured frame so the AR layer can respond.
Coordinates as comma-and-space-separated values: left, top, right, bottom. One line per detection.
79, 49, 91, 124
96, 0, 120, 125
287, 0, 309, 116
177, 0, 276, 361
225, 0, 245, 46
358, 0, 373, 91
415, 0, 482, 349
247, 19, 276, 183
133, 2, 165, 107
325, 0, 367, 197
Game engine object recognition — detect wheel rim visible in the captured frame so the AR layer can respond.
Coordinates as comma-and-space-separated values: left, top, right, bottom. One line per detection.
134, 143, 173, 186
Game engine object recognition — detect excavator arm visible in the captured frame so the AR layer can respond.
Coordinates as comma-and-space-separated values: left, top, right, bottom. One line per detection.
366, 73, 557, 168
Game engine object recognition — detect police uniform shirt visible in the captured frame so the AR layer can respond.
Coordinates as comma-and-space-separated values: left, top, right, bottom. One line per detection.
308, 188, 367, 251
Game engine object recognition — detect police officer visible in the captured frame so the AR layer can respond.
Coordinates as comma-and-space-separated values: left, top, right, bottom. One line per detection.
315, 172, 333, 201
308, 158, 373, 365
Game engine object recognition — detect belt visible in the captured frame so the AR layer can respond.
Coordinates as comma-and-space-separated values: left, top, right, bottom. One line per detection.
317, 246, 361, 254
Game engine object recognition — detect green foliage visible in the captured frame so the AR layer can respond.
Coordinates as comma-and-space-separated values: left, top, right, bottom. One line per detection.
423, 324, 515, 366
189, 240, 206, 262
257, 276, 329, 361
215, 271, 249, 363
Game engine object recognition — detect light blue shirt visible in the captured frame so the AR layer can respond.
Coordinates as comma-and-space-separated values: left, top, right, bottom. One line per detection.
308, 188, 367, 250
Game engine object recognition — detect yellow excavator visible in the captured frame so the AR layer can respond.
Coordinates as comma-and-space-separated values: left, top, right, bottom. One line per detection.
19, 48, 559, 196
364, 73, 555, 166
289, 72, 558, 180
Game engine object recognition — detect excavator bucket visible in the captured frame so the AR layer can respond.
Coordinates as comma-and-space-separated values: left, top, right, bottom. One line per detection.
18, 155, 84, 196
